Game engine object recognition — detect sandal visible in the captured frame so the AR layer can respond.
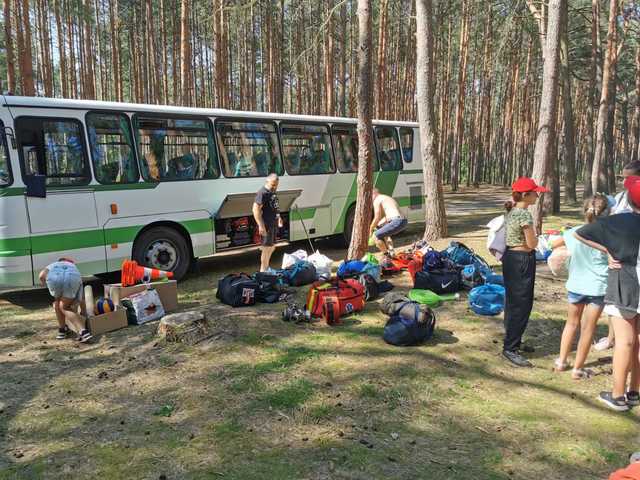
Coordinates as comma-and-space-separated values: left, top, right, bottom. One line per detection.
571, 368, 594, 380
554, 359, 570, 372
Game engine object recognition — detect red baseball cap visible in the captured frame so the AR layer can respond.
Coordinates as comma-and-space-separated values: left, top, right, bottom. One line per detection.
511, 177, 551, 193
624, 175, 640, 207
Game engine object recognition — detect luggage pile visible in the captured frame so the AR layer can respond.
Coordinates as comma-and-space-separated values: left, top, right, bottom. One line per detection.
406, 241, 506, 316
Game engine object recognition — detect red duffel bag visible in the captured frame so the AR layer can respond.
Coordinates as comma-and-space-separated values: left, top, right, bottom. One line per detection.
306, 278, 365, 325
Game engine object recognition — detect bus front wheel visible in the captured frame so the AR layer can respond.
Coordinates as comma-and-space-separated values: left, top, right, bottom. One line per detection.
132, 226, 191, 281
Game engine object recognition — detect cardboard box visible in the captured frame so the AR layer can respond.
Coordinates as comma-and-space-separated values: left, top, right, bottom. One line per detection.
104, 280, 178, 313
87, 306, 128, 335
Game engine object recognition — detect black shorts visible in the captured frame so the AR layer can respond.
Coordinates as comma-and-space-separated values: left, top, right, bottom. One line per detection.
261, 222, 277, 247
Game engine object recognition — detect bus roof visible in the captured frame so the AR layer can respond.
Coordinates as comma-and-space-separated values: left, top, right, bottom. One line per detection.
1, 95, 419, 128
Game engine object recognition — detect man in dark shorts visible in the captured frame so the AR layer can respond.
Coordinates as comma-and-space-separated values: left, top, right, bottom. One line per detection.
369, 188, 408, 255
253, 174, 283, 272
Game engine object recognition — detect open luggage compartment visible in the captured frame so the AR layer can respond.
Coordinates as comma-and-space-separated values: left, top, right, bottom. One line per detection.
214, 189, 301, 252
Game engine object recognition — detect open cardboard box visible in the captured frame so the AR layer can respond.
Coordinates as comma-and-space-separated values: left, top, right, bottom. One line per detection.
104, 280, 178, 313
86, 306, 128, 335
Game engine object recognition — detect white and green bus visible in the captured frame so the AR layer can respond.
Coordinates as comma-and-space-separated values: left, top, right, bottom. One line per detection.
0, 96, 424, 287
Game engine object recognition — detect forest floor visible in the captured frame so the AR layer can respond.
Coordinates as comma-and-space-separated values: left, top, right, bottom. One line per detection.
1, 186, 637, 480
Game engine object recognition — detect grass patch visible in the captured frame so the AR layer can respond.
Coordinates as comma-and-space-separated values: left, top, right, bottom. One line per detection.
357, 383, 379, 399
263, 379, 315, 409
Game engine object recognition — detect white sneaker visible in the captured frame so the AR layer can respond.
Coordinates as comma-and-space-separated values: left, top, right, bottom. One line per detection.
593, 337, 613, 351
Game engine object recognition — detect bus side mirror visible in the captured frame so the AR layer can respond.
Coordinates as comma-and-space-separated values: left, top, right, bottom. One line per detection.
25, 174, 46, 198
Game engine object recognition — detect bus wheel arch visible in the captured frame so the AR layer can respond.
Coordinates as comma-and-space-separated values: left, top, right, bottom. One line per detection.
131, 222, 194, 281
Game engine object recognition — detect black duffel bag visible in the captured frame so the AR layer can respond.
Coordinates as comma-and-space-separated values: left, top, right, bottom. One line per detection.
414, 268, 461, 294
216, 273, 259, 307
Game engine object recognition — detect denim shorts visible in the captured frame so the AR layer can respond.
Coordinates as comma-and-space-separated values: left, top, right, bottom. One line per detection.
375, 217, 408, 239
567, 291, 605, 306
46, 262, 83, 301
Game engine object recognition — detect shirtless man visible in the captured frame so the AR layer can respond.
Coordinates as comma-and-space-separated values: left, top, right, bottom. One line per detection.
369, 189, 408, 254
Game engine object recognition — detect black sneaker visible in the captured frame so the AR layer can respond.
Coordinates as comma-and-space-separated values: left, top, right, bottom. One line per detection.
626, 391, 640, 407
598, 391, 630, 411
56, 326, 70, 340
78, 329, 93, 343
502, 350, 532, 367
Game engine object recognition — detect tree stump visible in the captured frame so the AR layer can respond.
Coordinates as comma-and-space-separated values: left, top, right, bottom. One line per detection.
157, 311, 208, 343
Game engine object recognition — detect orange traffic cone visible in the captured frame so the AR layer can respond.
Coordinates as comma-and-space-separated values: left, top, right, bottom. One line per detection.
121, 259, 173, 287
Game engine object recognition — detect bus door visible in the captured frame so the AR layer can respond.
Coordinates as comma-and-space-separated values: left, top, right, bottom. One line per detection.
15, 116, 102, 274
399, 127, 424, 222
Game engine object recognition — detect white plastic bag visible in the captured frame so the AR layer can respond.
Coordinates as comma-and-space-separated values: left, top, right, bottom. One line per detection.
129, 288, 165, 324
547, 246, 571, 277
308, 251, 333, 280
281, 249, 308, 269
486, 215, 506, 261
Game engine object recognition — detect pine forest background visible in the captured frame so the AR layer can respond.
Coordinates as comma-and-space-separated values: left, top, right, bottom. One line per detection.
1, 0, 640, 201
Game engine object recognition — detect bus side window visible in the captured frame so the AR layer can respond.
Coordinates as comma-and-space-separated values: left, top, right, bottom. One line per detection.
134, 115, 219, 182
215, 120, 283, 178
399, 127, 414, 163
280, 123, 335, 175
86, 112, 139, 184
375, 127, 402, 172
0, 121, 12, 186
15, 117, 91, 186
332, 127, 359, 173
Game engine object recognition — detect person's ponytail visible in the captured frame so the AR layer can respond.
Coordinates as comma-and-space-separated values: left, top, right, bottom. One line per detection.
505, 192, 523, 212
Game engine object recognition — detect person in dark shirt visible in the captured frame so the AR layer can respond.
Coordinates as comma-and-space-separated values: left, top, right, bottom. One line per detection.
253, 174, 282, 272
575, 176, 640, 411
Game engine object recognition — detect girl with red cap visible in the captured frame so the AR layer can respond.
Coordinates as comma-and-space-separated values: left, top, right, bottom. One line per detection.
501, 177, 550, 367
575, 176, 640, 411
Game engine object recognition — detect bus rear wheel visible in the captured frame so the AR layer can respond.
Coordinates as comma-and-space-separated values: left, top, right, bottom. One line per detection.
341, 206, 356, 247
132, 226, 191, 281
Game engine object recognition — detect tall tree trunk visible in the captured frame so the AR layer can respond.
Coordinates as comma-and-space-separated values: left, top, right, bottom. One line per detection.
416, 0, 447, 240
179, 0, 191, 106
631, 45, 640, 163
592, 0, 619, 194
450, 0, 469, 191
18, 0, 36, 95
530, 0, 563, 232
4, 0, 16, 92
347, 0, 374, 260
54, 0, 67, 97
560, 4, 576, 203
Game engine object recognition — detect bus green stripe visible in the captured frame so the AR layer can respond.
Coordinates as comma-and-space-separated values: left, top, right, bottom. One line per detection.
375, 171, 399, 195
292, 207, 316, 221
0, 183, 159, 198
0, 187, 25, 197
0, 218, 213, 257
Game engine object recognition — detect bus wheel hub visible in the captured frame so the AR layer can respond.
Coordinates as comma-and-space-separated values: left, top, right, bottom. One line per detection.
146, 241, 177, 270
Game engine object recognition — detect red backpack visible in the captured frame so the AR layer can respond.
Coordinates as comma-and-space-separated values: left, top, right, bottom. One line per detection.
306, 278, 365, 325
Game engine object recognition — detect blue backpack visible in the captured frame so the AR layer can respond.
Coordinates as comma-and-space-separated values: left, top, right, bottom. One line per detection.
383, 302, 436, 346
423, 250, 447, 270
445, 241, 475, 266
468, 284, 505, 316
337, 260, 381, 282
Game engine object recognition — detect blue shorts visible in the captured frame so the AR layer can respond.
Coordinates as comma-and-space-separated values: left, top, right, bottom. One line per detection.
567, 291, 605, 306
46, 262, 83, 302
375, 217, 408, 240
